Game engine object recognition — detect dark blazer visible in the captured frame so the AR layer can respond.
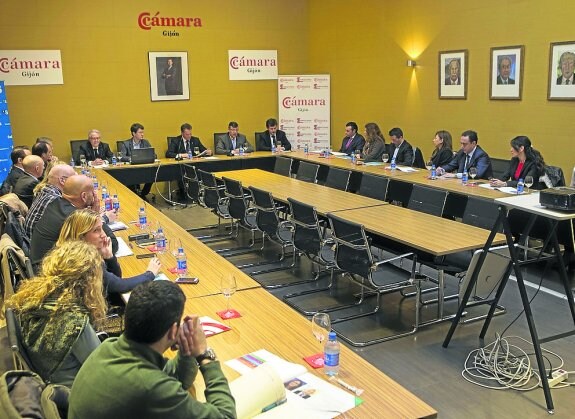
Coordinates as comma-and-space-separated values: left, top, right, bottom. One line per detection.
496, 75, 515, 85
13, 173, 38, 208
78, 141, 114, 164
389, 140, 414, 166
257, 130, 292, 151
361, 138, 386, 163
165, 136, 207, 158
557, 76, 574, 85
445, 77, 460, 85
339, 134, 365, 155
499, 158, 542, 189
441, 145, 493, 179
215, 134, 253, 155
0, 166, 27, 195
430, 147, 453, 168
120, 139, 153, 162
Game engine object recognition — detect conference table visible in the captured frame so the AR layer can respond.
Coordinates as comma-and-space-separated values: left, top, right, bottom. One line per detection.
91, 168, 438, 418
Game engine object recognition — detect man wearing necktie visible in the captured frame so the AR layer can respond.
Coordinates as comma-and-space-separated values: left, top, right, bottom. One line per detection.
496, 56, 515, 85
215, 121, 254, 155
338, 122, 365, 155
444, 59, 461, 85
556, 51, 575, 86
436, 130, 493, 179
387, 127, 414, 166
79, 129, 114, 166
256, 118, 292, 151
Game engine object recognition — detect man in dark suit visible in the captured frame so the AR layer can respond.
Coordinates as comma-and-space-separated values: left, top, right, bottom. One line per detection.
0, 146, 31, 195
496, 56, 515, 85
120, 123, 154, 200
161, 58, 181, 95
338, 122, 365, 155
79, 129, 114, 165
556, 51, 575, 85
445, 59, 461, 85
257, 118, 292, 151
215, 121, 254, 155
388, 127, 414, 166
13, 155, 44, 208
437, 130, 493, 179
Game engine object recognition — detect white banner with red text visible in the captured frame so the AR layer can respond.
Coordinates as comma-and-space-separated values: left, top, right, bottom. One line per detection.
278, 75, 330, 151
0, 50, 63, 86
228, 50, 277, 80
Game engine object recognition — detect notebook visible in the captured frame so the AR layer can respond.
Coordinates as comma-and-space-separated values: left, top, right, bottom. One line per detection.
131, 147, 155, 165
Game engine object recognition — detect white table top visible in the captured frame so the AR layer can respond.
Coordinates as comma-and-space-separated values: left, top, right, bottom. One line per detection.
496, 192, 575, 220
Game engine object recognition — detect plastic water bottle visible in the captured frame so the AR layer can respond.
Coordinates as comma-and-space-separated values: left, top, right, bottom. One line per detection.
271, 142, 276, 154
101, 184, 108, 201
112, 194, 120, 211
111, 154, 117, 166
92, 175, 99, 190
138, 205, 147, 229
176, 247, 188, 277
351, 153, 356, 165
239, 146, 244, 156
70, 156, 75, 167
104, 194, 113, 211
431, 164, 437, 180
304, 143, 309, 156
517, 178, 525, 194
462, 171, 468, 185
324, 332, 340, 376
390, 158, 397, 171
155, 226, 166, 254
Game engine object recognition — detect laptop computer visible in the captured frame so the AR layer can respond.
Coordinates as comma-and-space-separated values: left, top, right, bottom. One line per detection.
131, 147, 156, 165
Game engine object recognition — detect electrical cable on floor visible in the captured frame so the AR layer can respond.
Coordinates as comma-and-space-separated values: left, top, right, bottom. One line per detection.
152, 160, 187, 208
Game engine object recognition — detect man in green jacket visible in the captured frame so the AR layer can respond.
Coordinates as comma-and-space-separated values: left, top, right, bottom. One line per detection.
69, 281, 236, 418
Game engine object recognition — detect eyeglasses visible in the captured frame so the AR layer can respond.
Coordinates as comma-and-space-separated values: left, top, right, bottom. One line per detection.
460, 142, 470, 146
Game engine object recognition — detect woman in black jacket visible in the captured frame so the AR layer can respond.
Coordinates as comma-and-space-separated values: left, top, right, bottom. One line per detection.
490, 136, 545, 189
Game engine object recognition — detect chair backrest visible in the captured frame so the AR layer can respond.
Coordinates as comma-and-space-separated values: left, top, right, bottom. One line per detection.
357, 174, 389, 201
412, 147, 427, 169
296, 161, 320, 183
288, 197, 323, 257
407, 185, 447, 217
115, 140, 125, 154
543, 165, 566, 187
386, 179, 413, 206
197, 169, 222, 210
69, 140, 85, 164
223, 177, 249, 222
324, 167, 351, 191
274, 156, 293, 177
490, 158, 508, 180
182, 164, 200, 204
255, 131, 266, 151
249, 186, 279, 236
213, 132, 228, 151
327, 213, 374, 278
5, 308, 34, 371
462, 197, 502, 231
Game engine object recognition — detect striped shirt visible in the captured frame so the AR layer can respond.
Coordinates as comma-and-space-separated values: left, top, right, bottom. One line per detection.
24, 184, 62, 239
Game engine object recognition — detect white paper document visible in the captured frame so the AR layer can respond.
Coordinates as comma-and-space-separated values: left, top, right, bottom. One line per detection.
115, 237, 133, 257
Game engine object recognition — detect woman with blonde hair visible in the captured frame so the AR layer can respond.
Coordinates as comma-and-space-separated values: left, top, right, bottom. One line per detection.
57, 209, 160, 300
7, 240, 106, 386
361, 122, 387, 163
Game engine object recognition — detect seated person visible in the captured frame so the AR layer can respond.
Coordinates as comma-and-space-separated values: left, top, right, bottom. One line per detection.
57, 209, 160, 302
31, 140, 55, 180
430, 130, 454, 168
360, 122, 387, 163
69, 280, 236, 418
0, 146, 31, 195
257, 118, 292, 151
388, 127, 414, 166
120, 123, 154, 200
215, 121, 254, 155
78, 129, 114, 165
7, 241, 106, 387
436, 130, 493, 179
490, 136, 545, 189
339, 121, 365, 155
13, 155, 45, 208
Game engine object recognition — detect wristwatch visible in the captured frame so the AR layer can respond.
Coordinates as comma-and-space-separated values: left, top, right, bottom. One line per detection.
196, 347, 217, 364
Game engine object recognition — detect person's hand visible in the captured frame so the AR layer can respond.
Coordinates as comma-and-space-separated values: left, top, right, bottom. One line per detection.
490, 179, 507, 187
206, 149, 213, 156
91, 191, 101, 212
105, 209, 118, 223
231, 149, 239, 155
177, 315, 208, 358
436, 166, 445, 176
101, 236, 113, 259
146, 257, 161, 275
93, 158, 104, 166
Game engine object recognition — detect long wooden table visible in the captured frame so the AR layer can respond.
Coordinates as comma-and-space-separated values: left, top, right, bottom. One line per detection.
176, 288, 437, 418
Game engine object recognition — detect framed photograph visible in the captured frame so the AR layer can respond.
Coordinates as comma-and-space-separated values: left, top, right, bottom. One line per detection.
439, 50, 468, 99
148, 52, 189, 102
490, 46, 524, 100
548, 41, 575, 101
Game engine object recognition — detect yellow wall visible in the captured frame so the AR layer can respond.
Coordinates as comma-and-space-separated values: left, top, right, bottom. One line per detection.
0, 0, 308, 159
309, 0, 575, 178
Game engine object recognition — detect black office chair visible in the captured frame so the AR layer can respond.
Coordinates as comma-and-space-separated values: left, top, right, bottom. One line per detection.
357, 174, 388, 201
386, 179, 413, 206
324, 167, 351, 191
407, 185, 448, 217
213, 132, 228, 152
411, 146, 427, 169
255, 131, 266, 151
5, 308, 35, 371
69, 139, 86, 165
182, 164, 201, 206
116, 140, 124, 154
462, 197, 502, 231
327, 213, 420, 346
296, 161, 320, 183
274, 156, 293, 177
194, 169, 231, 240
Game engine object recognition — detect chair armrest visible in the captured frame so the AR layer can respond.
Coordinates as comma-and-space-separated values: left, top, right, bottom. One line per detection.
373, 252, 414, 267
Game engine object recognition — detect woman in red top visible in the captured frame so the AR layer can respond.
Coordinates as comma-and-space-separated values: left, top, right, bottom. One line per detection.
490, 136, 546, 189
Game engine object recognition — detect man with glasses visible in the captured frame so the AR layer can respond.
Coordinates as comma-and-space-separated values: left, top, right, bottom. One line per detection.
79, 129, 114, 166
436, 130, 493, 179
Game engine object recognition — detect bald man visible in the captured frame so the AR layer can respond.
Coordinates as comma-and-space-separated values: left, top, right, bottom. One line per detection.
25, 163, 77, 238
13, 155, 45, 208
30, 174, 118, 269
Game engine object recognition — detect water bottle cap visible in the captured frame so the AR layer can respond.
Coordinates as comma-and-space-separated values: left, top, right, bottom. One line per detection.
328, 331, 336, 340
519, 178, 523, 182
178, 247, 184, 252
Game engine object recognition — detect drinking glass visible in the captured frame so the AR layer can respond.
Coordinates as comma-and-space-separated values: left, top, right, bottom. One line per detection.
220, 275, 237, 319
193, 146, 200, 157
276, 141, 282, 152
311, 312, 331, 344
524, 176, 534, 193
117, 151, 123, 163
79, 154, 87, 168
468, 167, 477, 185
382, 153, 389, 166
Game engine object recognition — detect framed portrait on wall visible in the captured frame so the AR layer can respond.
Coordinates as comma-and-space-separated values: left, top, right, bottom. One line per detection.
148, 52, 189, 102
490, 46, 524, 100
548, 41, 575, 101
439, 50, 468, 99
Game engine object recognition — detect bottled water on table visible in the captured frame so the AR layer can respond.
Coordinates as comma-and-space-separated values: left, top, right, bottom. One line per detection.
324, 331, 340, 376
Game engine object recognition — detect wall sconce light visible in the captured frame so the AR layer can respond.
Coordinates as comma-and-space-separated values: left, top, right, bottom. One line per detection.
406, 60, 417, 67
